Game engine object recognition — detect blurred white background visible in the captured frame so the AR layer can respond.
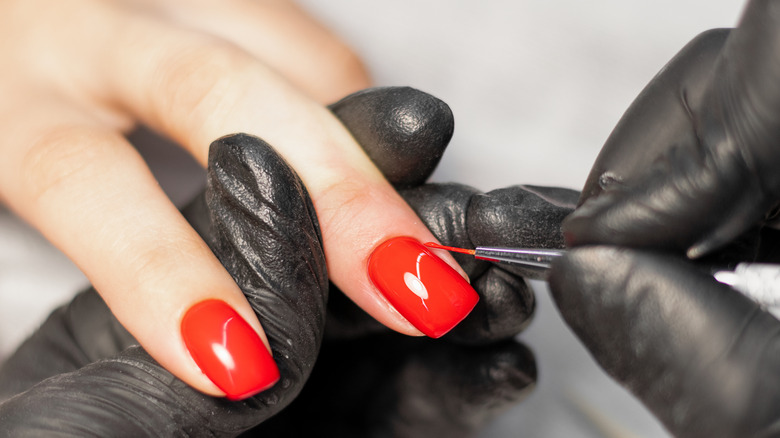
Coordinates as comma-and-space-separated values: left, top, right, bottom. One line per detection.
0, 1, 745, 436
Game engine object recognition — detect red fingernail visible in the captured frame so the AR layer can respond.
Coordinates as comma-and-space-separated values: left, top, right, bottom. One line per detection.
181, 300, 280, 400
368, 237, 479, 338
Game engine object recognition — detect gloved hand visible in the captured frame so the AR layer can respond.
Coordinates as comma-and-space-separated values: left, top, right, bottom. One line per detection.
549, 1, 780, 436
0, 86, 577, 436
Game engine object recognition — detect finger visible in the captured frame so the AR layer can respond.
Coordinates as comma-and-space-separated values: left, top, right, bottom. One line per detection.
563, 29, 732, 253
567, 3, 780, 257
575, 29, 729, 204
1, 136, 328, 432
202, 134, 328, 407
95, 10, 475, 338
549, 247, 780, 437
119, 0, 370, 104
0, 109, 269, 398
465, 185, 579, 279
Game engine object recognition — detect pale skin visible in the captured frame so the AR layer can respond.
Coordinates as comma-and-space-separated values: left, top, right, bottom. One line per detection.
0, 0, 466, 397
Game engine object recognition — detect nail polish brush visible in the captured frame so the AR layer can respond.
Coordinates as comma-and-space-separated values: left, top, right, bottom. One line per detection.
425, 242, 780, 316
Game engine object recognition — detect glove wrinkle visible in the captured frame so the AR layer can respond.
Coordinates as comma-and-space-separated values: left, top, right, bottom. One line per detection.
204, 134, 328, 413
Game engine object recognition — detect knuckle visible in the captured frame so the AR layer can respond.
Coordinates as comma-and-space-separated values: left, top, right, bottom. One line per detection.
152, 39, 250, 132
311, 43, 371, 102
326, 42, 370, 81
315, 175, 378, 236
21, 126, 113, 203
123, 231, 206, 297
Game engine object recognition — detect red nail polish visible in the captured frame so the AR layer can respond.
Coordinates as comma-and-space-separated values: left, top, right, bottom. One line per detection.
368, 237, 479, 338
181, 300, 280, 400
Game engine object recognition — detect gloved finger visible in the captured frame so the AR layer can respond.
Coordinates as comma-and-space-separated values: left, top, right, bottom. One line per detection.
249, 335, 536, 438
329, 86, 454, 189
549, 246, 780, 437
566, 1, 780, 258
0, 135, 328, 434
406, 183, 578, 343
573, 29, 729, 205
464, 184, 580, 279
0, 345, 282, 436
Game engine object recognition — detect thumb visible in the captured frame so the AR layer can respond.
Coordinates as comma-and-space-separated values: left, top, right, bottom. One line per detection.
549, 246, 780, 437
567, 1, 780, 257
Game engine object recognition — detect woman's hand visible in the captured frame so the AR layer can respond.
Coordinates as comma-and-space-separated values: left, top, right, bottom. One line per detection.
0, 0, 472, 399
0, 87, 547, 435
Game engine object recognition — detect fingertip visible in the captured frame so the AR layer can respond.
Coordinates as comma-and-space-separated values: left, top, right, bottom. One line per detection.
329, 86, 454, 188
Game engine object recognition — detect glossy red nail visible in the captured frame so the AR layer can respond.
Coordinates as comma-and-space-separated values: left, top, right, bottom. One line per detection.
181, 300, 280, 400
368, 237, 479, 338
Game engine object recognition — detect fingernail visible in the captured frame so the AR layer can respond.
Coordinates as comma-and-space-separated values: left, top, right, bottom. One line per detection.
368, 236, 479, 338
181, 300, 280, 400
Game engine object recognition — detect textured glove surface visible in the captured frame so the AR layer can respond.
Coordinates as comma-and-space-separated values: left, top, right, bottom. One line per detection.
550, 2, 780, 436
565, 1, 780, 258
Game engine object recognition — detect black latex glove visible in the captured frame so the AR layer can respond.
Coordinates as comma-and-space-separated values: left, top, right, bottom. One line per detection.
550, 1, 780, 436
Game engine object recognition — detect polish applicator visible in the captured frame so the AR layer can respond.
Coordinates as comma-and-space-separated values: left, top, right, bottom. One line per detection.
425, 242, 780, 317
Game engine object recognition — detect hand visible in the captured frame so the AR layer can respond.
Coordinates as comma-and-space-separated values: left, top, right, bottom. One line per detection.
0, 86, 577, 435
564, 0, 780, 257
0, 0, 470, 399
549, 1, 780, 436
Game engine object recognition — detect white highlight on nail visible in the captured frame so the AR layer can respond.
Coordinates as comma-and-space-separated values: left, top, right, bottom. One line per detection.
403, 252, 430, 311
404, 271, 428, 300
211, 343, 236, 371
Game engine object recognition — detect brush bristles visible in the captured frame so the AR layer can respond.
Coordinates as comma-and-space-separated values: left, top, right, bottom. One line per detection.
424, 242, 476, 256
